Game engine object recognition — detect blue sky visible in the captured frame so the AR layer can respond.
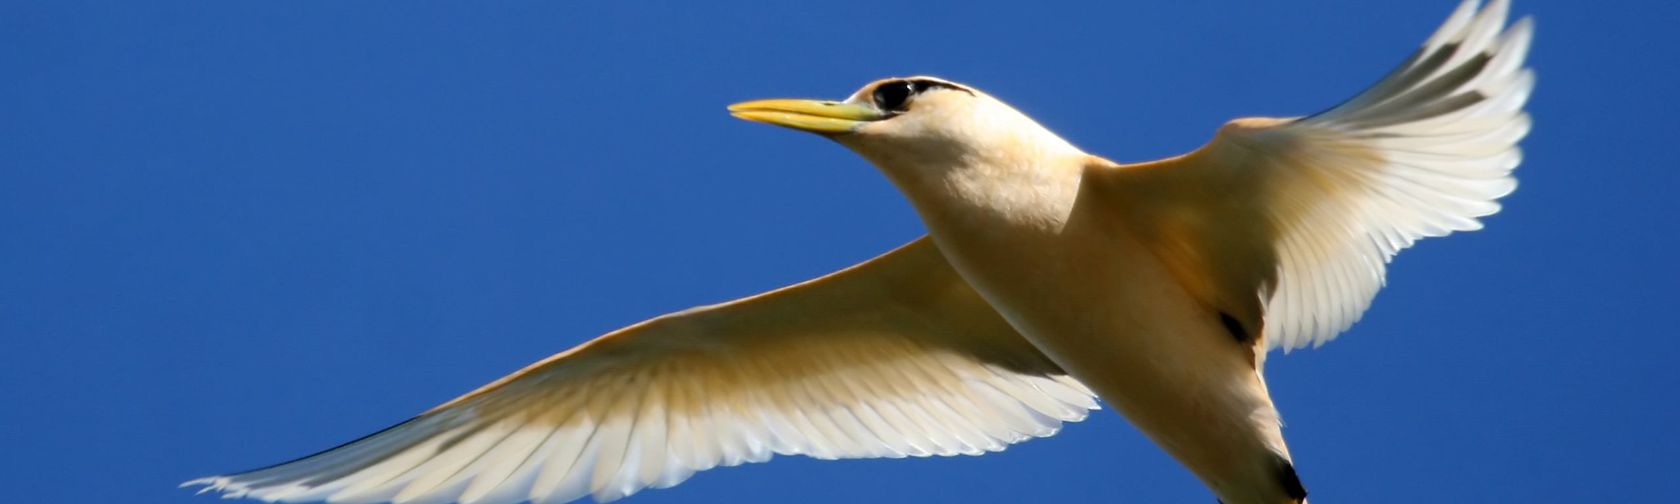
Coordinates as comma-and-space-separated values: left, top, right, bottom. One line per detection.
3, 1, 1676, 502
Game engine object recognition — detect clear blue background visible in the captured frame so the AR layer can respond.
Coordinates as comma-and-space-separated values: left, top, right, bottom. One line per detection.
3, 1, 1675, 502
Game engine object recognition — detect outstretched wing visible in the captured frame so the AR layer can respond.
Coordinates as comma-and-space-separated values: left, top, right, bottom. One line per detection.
1093, 0, 1533, 353
185, 237, 1097, 504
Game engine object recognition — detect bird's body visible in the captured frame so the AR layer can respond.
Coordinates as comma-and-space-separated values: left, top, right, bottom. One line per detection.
846, 95, 1300, 501
187, 2, 1533, 503
931, 180, 1298, 502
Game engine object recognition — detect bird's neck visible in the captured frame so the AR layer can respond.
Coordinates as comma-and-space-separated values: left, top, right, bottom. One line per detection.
867, 138, 1091, 236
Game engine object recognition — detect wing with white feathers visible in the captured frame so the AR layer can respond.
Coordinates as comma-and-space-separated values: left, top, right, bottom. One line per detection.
185, 237, 1096, 504
1094, 0, 1533, 353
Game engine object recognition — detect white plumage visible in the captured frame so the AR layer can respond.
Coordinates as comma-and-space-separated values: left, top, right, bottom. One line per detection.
187, 240, 1098, 504
188, 1, 1533, 502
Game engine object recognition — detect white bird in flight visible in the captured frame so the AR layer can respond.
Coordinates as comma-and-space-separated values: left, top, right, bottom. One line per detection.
187, 1, 1534, 503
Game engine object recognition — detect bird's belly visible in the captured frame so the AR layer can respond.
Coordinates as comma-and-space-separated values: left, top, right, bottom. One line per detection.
932, 225, 1288, 499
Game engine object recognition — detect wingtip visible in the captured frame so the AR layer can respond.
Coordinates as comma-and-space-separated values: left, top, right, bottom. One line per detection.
182, 476, 259, 500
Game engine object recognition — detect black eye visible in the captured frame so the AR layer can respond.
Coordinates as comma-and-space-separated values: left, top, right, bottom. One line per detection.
872, 81, 915, 112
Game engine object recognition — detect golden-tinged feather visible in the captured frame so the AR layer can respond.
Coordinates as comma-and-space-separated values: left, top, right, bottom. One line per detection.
1091, 1, 1531, 353
187, 238, 1096, 504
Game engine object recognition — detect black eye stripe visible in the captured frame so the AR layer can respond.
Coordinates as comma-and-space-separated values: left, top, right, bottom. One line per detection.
909, 79, 973, 95
871, 79, 973, 113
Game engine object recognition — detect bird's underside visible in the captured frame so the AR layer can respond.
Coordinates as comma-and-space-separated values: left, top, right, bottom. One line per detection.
187, 1, 1532, 503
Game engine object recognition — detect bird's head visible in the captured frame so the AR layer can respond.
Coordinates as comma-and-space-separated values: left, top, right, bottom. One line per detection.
730, 76, 1083, 186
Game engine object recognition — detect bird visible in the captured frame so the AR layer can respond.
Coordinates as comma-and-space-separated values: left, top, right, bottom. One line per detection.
185, 1, 1533, 503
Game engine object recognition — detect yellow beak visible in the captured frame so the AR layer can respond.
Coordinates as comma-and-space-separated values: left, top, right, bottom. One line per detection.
728, 99, 886, 134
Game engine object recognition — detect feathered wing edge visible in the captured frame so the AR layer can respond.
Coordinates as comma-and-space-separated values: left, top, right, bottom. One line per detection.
1091, 0, 1532, 355
184, 238, 1098, 504
1262, 0, 1534, 351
